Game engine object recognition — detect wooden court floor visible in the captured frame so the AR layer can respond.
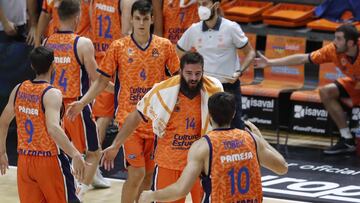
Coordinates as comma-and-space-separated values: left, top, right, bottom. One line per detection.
0, 167, 308, 203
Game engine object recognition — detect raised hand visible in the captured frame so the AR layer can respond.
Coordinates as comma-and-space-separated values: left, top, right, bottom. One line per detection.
66, 101, 85, 121
254, 51, 269, 68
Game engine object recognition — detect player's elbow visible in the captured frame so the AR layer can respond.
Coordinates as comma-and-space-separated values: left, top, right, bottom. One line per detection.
46, 123, 60, 139
177, 185, 191, 198
248, 49, 256, 60
275, 161, 288, 175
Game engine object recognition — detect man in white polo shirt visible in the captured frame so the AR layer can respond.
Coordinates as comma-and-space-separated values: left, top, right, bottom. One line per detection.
176, 0, 255, 129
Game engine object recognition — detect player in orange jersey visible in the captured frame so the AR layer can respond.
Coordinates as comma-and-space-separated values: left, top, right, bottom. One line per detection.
138, 92, 288, 203
35, 0, 91, 47
67, 0, 180, 202
96, 52, 223, 203
89, 0, 138, 153
44, 0, 113, 199
0, 46, 87, 203
255, 24, 360, 155
152, 0, 199, 44
88, 0, 122, 189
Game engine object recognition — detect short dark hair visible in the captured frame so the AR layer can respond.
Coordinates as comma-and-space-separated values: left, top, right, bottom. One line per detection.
180, 52, 204, 70
30, 46, 54, 75
336, 24, 359, 43
208, 92, 236, 127
58, 0, 81, 21
131, 0, 152, 16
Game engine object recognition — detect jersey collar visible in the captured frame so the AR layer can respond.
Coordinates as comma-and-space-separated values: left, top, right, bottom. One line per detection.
131, 33, 152, 51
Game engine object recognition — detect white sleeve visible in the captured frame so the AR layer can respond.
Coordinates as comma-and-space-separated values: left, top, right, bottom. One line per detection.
231, 22, 248, 49
176, 24, 195, 52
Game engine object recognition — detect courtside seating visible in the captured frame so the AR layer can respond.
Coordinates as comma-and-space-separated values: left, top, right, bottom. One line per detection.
289, 41, 345, 138
307, 11, 360, 32
222, 0, 273, 23
287, 41, 360, 146
262, 3, 315, 27
241, 35, 306, 144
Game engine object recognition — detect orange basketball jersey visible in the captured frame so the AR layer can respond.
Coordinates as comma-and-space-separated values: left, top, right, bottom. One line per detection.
202, 129, 263, 203
98, 34, 180, 137
310, 42, 360, 80
163, 0, 199, 44
42, 0, 90, 36
154, 93, 201, 171
45, 31, 88, 99
14, 80, 59, 156
91, 0, 122, 59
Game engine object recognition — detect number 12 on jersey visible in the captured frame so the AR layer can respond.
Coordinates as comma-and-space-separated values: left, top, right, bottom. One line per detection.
228, 166, 250, 195
97, 15, 112, 39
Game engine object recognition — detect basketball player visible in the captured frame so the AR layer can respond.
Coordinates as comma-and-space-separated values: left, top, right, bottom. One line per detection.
0, 46, 86, 203
152, 0, 199, 44
44, 0, 112, 197
255, 24, 360, 155
138, 92, 288, 203
88, 0, 122, 188
35, 0, 91, 47
67, 1, 180, 202
99, 52, 223, 203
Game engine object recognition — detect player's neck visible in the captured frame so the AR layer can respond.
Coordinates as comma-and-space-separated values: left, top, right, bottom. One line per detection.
211, 123, 231, 129
33, 73, 51, 83
204, 14, 219, 29
346, 45, 358, 57
132, 32, 151, 48
58, 22, 76, 33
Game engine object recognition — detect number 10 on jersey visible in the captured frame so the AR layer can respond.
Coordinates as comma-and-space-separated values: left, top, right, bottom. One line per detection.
228, 166, 250, 195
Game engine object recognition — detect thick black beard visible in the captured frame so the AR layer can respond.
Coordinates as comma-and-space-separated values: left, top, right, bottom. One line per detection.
180, 76, 203, 99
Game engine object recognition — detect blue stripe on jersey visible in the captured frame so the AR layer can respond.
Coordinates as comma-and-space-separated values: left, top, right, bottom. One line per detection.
151, 165, 159, 191
41, 86, 53, 112
114, 67, 120, 117
13, 82, 23, 105
73, 36, 83, 66
97, 68, 111, 78
82, 104, 99, 152
80, 65, 89, 97
246, 130, 260, 165
201, 135, 213, 203
58, 152, 80, 203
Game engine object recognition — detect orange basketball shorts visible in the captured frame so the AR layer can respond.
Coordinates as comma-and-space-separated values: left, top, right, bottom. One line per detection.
92, 91, 115, 118
17, 153, 79, 203
63, 98, 100, 153
121, 131, 155, 171
152, 165, 203, 203
337, 77, 360, 105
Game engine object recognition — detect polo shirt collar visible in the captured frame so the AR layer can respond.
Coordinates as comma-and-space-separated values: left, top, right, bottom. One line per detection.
202, 17, 222, 32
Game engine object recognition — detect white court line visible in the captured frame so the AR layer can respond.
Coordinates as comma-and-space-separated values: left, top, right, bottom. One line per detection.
8, 166, 308, 202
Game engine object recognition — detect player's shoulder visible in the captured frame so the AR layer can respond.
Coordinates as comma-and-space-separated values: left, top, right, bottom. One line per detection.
78, 35, 93, 44
111, 36, 131, 47
44, 87, 62, 98
189, 137, 209, 157
152, 35, 173, 46
321, 42, 336, 52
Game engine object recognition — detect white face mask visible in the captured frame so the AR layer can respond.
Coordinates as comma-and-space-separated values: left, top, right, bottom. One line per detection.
198, 6, 211, 21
